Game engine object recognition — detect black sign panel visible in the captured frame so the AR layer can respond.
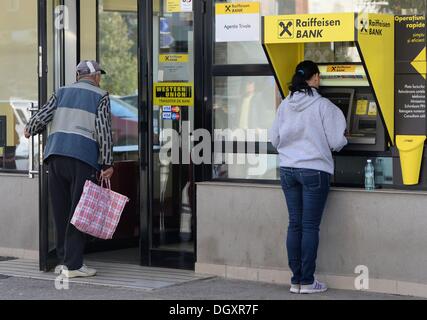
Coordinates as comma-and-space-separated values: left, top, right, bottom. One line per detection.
395, 15, 426, 136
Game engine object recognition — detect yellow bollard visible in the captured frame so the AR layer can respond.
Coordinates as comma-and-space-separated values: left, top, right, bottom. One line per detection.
396, 135, 427, 185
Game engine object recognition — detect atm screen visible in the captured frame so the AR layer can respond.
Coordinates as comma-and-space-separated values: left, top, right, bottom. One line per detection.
322, 90, 354, 121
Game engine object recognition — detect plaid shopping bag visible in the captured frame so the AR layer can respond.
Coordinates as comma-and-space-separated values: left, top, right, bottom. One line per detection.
71, 179, 129, 240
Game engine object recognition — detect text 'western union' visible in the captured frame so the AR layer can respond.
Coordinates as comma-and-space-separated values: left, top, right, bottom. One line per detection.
156, 86, 192, 98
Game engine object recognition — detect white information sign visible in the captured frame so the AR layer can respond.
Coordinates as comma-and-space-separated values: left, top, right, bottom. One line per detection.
215, 2, 260, 42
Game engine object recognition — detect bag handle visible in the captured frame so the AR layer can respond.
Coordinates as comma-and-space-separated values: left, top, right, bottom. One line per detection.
100, 177, 111, 190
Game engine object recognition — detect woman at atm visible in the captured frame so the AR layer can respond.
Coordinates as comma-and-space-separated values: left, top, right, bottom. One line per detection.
269, 60, 348, 294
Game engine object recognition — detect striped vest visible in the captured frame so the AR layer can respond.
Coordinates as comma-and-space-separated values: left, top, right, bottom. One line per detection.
44, 81, 106, 170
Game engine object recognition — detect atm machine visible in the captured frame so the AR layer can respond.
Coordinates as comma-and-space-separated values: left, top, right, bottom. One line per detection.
263, 12, 427, 187
318, 64, 387, 152
311, 61, 388, 185
317, 63, 389, 185
262, 12, 396, 187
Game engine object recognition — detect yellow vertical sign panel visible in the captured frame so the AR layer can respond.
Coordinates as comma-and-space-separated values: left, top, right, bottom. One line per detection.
357, 13, 395, 143
264, 43, 304, 97
411, 47, 426, 79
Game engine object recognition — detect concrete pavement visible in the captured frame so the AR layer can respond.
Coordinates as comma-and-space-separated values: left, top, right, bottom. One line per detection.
0, 274, 422, 300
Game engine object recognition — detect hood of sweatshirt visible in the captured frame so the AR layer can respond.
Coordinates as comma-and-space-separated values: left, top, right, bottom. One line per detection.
288, 89, 323, 112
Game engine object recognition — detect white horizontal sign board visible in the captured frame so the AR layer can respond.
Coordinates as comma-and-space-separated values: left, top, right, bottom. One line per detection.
215, 2, 260, 42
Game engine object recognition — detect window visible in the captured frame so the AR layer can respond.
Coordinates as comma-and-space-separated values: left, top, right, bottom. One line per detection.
0, 0, 38, 172
213, 76, 280, 133
211, 0, 425, 185
214, 0, 426, 65
304, 42, 362, 63
98, 0, 139, 157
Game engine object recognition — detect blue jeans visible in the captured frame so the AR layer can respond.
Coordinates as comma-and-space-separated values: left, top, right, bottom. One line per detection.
280, 167, 330, 285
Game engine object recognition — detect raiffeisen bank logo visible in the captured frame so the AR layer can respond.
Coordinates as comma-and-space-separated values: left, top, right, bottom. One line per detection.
278, 20, 294, 38
278, 17, 342, 40
360, 18, 392, 36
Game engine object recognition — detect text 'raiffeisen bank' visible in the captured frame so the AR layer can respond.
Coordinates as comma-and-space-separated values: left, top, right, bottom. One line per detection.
273, 14, 392, 42
275, 15, 354, 41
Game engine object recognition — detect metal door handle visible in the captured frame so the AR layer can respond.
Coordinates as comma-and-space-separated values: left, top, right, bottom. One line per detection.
28, 102, 39, 179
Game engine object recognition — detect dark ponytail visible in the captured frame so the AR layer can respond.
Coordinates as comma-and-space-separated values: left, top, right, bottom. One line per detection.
289, 60, 320, 97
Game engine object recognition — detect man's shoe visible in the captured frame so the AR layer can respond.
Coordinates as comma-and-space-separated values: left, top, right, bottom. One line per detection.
290, 284, 300, 294
61, 265, 97, 278
54, 265, 65, 275
300, 280, 328, 294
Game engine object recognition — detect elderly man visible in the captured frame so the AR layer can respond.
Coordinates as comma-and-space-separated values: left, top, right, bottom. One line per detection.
25, 60, 114, 278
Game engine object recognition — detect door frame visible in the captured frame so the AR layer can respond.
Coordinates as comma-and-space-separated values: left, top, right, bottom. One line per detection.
142, 0, 207, 270
38, 0, 153, 270
38, 0, 204, 271
138, 0, 152, 267
38, 0, 57, 272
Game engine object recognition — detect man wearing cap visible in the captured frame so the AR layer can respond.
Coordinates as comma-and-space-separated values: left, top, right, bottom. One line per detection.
25, 60, 113, 278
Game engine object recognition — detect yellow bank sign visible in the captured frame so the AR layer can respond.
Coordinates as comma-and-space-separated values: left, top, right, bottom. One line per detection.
264, 13, 355, 44
159, 54, 189, 63
216, 2, 260, 15
326, 65, 357, 73
154, 82, 194, 107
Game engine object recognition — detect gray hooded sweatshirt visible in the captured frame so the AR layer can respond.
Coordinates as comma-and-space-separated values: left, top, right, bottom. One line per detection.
269, 89, 348, 175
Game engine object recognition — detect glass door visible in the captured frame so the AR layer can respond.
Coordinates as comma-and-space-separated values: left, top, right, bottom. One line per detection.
39, 0, 144, 269
149, 0, 196, 269
82, 0, 141, 262
38, 0, 198, 270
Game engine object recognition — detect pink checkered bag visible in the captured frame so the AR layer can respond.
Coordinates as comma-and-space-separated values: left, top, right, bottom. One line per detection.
71, 179, 129, 240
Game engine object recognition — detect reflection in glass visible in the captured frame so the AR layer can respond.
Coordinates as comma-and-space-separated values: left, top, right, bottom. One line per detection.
304, 42, 361, 63
213, 154, 280, 180
99, 0, 138, 157
214, 76, 280, 138
334, 156, 393, 187
0, 0, 38, 171
214, 0, 426, 65
97, 0, 140, 244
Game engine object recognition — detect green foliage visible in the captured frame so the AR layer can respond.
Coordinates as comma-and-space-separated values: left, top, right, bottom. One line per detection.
99, 12, 138, 96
